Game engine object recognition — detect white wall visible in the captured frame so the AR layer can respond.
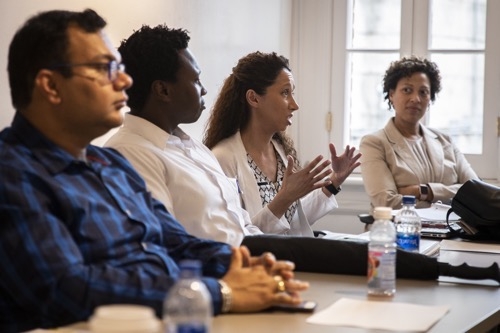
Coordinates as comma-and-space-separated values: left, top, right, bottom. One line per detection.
0, 0, 366, 234
0, 0, 292, 144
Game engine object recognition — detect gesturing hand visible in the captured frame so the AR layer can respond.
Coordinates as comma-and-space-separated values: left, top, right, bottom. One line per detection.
329, 143, 361, 187
280, 155, 332, 202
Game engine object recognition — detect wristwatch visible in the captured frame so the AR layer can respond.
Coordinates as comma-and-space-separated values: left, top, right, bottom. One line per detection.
218, 280, 232, 313
325, 184, 341, 195
420, 184, 429, 201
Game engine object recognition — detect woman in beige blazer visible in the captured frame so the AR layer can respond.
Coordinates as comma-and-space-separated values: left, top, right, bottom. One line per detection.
360, 56, 478, 210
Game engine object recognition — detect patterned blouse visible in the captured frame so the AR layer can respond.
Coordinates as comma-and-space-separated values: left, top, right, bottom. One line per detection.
246, 149, 298, 224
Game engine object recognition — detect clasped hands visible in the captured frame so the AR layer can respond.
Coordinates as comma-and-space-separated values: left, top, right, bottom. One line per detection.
220, 246, 309, 313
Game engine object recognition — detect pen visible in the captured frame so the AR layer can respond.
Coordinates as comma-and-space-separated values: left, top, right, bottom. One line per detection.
236, 178, 243, 194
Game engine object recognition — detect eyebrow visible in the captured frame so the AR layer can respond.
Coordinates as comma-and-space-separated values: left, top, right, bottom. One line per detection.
88, 54, 117, 63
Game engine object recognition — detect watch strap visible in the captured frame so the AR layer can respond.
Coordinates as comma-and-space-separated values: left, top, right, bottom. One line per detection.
325, 184, 341, 195
420, 184, 429, 201
218, 280, 232, 313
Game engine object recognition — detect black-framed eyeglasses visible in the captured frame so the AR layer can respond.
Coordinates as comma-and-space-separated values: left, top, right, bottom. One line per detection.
49, 60, 125, 84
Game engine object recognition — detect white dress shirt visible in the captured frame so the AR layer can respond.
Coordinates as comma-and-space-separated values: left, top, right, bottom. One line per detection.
104, 114, 262, 246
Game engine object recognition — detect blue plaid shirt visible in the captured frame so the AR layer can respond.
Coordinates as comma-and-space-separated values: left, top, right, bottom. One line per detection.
0, 113, 232, 332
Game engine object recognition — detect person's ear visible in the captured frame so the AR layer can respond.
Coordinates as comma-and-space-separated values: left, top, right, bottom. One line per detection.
35, 69, 62, 104
388, 89, 395, 105
152, 80, 170, 101
246, 89, 259, 108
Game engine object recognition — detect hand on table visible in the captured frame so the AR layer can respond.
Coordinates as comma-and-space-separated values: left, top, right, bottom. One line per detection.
240, 245, 295, 280
223, 247, 309, 313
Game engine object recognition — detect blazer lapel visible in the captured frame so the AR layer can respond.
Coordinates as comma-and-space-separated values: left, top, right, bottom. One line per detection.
421, 126, 445, 181
384, 119, 422, 178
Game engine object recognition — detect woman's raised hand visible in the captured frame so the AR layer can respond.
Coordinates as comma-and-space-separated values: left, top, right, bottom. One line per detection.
329, 144, 361, 187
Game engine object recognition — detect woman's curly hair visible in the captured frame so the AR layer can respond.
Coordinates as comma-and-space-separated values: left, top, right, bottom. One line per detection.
383, 55, 442, 110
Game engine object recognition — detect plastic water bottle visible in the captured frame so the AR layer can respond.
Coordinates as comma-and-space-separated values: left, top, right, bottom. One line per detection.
163, 260, 212, 333
395, 195, 421, 253
368, 206, 396, 296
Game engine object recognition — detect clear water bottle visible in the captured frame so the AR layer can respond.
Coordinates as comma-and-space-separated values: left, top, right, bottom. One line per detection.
163, 260, 212, 333
368, 206, 396, 296
395, 195, 421, 253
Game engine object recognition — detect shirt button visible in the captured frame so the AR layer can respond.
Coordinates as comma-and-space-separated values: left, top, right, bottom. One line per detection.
141, 242, 148, 250
125, 209, 131, 216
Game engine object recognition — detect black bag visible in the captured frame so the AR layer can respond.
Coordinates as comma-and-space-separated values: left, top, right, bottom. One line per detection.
446, 179, 500, 242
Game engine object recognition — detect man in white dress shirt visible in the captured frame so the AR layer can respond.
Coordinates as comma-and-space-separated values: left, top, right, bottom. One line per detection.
105, 25, 341, 244
105, 25, 265, 245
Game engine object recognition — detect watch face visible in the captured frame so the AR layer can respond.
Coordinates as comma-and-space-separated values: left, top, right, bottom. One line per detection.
421, 185, 428, 194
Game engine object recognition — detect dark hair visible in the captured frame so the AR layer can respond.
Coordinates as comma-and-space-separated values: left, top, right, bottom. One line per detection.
383, 55, 442, 110
118, 25, 190, 113
8, 9, 106, 110
203, 51, 299, 167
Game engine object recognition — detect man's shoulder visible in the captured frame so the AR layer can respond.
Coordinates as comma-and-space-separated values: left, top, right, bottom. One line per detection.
211, 133, 240, 156
89, 145, 138, 169
0, 127, 35, 169
105, 126, 164, 155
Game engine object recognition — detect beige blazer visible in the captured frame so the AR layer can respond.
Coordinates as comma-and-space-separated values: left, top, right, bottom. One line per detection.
360, 118, 478, 209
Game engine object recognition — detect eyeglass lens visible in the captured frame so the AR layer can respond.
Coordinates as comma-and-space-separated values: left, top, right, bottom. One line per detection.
108, 61, 125, 81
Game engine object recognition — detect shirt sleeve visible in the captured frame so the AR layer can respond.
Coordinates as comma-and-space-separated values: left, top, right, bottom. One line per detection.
299, 189, 338, 225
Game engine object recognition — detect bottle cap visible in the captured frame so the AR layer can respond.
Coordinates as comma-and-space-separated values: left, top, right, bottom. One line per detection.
373, 207, 392, 220
402, 195, 416, 204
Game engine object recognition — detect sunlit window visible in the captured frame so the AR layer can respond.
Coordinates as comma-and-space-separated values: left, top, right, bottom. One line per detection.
428, 0, 486, 154
347, 0, 487, 156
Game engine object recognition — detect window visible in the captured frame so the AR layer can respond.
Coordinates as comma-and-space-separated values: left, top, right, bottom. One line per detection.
327, 0, 500, 179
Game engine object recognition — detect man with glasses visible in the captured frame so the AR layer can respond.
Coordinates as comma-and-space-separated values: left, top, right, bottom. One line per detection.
0, 9, 307, 332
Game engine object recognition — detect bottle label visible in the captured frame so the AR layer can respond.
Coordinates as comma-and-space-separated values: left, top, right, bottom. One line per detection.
396, 233, 420, 252
177, 324, 208, 333
367, 250, 395, 291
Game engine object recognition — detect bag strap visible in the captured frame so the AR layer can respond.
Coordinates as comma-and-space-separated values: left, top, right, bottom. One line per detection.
446, 207, 476, 240
446, 207, 499, 241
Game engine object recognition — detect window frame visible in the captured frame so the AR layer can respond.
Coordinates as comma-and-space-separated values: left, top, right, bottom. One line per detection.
324, 0, 500, 180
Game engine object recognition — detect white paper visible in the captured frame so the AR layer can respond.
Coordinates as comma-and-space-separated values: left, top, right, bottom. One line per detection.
440, 239, 500, 254
394, 203, 460, 222
420, 239, 441, 256
307, 298, 449, 332
321, 231, 370, 242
